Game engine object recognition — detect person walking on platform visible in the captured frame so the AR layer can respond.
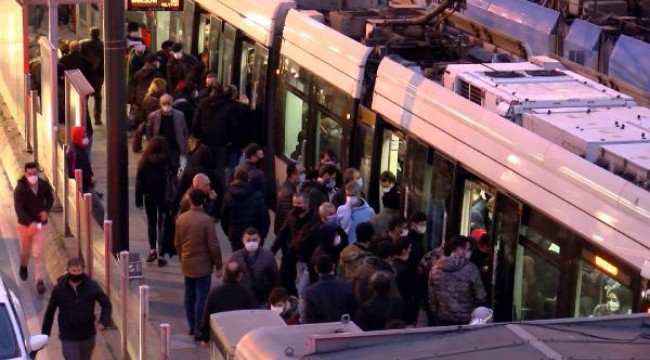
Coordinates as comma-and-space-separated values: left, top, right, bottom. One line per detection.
126, 44, 147, 85
232, 143, 266, 195
127, 54, 163, 139
302, 255, 356, 324
42, 258, 111, 360
146, 93, 188, 168
221, 169, 269, 251
14, 162, 53, 295
136, 136, 174, 267
80, 27, 104, 126
167, 42, 197, 92
175, 189, 223, 340
66, 126, 101, 197
274, 163, 304, 234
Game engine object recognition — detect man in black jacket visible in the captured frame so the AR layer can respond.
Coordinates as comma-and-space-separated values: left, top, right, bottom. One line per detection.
80, 27, 104, 125
303, 255, 356, 324
14, 162, 54, 294
42, 258, 112, 360
274, 163, 304, 233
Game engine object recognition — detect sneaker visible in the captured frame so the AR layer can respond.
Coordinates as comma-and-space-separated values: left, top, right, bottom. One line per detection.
146, 252, 157, 263
157, 258, 168, 267
19, 266, 27, 281
36, 280, 45, 295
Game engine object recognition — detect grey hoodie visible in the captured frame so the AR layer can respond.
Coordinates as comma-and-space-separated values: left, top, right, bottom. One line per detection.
428, 256, 486, 323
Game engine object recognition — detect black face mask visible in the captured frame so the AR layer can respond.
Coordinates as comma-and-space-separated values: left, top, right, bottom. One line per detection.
68, 273, 86, 283
291, 206, 304, 215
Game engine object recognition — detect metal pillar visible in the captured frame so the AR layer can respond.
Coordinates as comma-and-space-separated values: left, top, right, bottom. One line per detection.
104, 0, 128, 253
47, 0, 59, 49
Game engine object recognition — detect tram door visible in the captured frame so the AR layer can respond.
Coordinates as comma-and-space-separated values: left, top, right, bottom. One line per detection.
377, 128, 405, 211
206, 17, 222, 72
219, 23, 236, 87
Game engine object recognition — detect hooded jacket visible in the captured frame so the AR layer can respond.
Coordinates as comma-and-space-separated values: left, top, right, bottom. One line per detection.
428, 256, 486, 323
337, 242, 372, 281
66, 127, 94, 192
14, 176, 54, 226
336, 198, 376, 244
221, 181, 269, 245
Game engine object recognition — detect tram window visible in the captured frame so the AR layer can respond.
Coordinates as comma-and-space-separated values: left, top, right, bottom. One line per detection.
427, 154, 454, 249
169, 12, 184, 42
519, 224, 561, 258
380, 130, 405, 185
281, 91, 309, 162
313, 76, 354, 120
460, 181, 494, 238
281, 58, 310, 94
357, 107, 376, 199
181, 0, 196, 52
574, 260, 633, 317
207, 17, 222, 72
251, 45, 269, 110
404, 138, 430, 212
238, 41, 255, 104
219, 23, 236, 87
315, 112, 344, 167
197, 14, 210, 58
512, 245, 559, 320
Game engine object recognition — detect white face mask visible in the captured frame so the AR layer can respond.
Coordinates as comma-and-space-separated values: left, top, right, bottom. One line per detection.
27, 175, 38, 185
245, 241, 259, 252
380, 185, 393, 194
417, 225, 427, 234
346, 196, 357, 205
356, 178, 363, 187
608, 299, 620, 312
173, 52, 182, 60
400, 229, 409, 237
297, 173, 306, 184
162, 105, 173, 114
81, 137, 90, 146
333, 235, 341, 247
465, 250, 472, 259
270, 304, 285, 314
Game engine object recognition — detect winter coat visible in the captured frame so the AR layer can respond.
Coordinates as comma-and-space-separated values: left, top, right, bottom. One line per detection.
354, 295, 404, 331
192, 94, 236, 152
167, 54, 197, 91
135, 153, 170, 207
42, 275, 111, 341
337, 242, 373, 281
300, 180, 329, 210
369, 208, 401, 238
199, 282, 255, 342
274, 180, 297, 233
127, 64, 162, 106
228, 248, 279, 305
173, 96, 196, 130
221, 181, 269, 246
13, 177, 54, 226
147, 109, 189, 155
303, 274, 356, 324
271, 209, 320, 261
428, 256, 486, 324
66, 143, 94, 193
351, 257, 400, 305
126, 50, 146, 84
393, 257, 421, 325
175, 144, 221, 218
233, 161, 266, 195
59, 51, 96, 91
141, 93, 162, 125
336, 198, 376, 244
174, 207, 223, 278
308, 223, 347, 284
80, 37, 104, 78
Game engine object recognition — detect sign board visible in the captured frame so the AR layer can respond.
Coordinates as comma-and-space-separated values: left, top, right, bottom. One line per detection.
127, 0, 184, 11
125, 253, 144, 279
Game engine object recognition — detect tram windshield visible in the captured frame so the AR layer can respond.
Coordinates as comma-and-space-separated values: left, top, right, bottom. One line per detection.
575, 259, 634, 317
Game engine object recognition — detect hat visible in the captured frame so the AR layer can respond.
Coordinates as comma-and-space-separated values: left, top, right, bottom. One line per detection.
171, 42, 183, 53
144, 53, 160, 63
71, 126, 85, 147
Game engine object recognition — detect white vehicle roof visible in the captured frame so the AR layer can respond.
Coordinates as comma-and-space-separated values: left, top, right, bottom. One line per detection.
600, 143, 650, 184
446, 62, 635, 112
280, 9, 372, 99
373, 57, 650, 273
195, 0, 295, 47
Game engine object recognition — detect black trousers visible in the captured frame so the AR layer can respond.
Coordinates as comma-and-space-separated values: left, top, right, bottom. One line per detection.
144, 195, 167, 252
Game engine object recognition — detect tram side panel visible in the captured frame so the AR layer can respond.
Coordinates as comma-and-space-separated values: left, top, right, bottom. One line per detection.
0, 0, 26, 134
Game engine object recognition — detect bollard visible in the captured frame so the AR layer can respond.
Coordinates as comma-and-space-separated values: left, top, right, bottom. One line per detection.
83, 193, 93, 278
139, 285, 149, 360
160, 323, 171, 359
74, 169, 83, 258
119, 251, 129, 360
104, 220, 113, 299
30, 90, 39, 162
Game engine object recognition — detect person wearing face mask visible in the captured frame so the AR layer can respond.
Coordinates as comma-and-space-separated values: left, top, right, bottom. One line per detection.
302, 255, 356, 324
66, 126, 101, 197
14, 162, 54, 295
378, 170, 419, 218
167, 42, 198, 92
428, 235, 486, 326
593, 286, 631, 316
302, 165, 337, 209
232, 143, 267, 196
275, 163, 305, 234
331, 168, 363, 208
338, 222, 374, 281
127, 56, 163, 147
268, 287, 300, 325
126, 44, 147, 85
227, 228, 279, 307
147, 93, 189, 168
336, 182, 375, 244
307, 223, 348, 285
42, 258, 111, 360
369, 191, 401, 238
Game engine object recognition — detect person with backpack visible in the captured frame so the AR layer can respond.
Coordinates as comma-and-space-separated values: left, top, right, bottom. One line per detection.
337, 222, 373, 281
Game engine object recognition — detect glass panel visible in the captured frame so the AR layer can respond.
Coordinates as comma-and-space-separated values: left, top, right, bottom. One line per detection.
380, 129, 405, 185
280, 57, 310, 94
512, 244, 559, 320
251, 45, 269, 111
464, 0, 560, 55
357, 106, 376, 199
208, 17, 222, 72
169, 12, 184, 41
313, 76, 354, 120
404, 137, 430, 213
521, 210, 573, 257
0, 305, 19, 358
181, 0, 195, 51
427, 154, 455, 250
609, 35, 650, 92
459, 180, 495, 237
238, 40, 256, 104
219, 23, 236, 87
197, 14, 210, 57
575, 259, 634, 317
315, 111, 345, 167
563, 19, 601, 70
282, 90, 309, 162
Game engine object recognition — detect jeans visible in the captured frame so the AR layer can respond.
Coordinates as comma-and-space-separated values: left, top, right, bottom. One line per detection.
17, 223, 48, 281
144, 195, 167, 252
61, 336, 95, 360
184, 275, 212, 332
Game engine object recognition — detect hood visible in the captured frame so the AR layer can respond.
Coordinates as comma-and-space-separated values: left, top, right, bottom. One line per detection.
352, 199, 371, 211
436, 256, 470, 272
229, 181, 254, 198
71, 126, 85, 148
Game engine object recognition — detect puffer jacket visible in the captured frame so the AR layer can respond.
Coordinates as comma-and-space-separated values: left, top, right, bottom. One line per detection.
228, 248, 279, 305
350, 257, 400, 305
428, 256, 486, 324
221, 181, 269, 246
337, 242, 372, 281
